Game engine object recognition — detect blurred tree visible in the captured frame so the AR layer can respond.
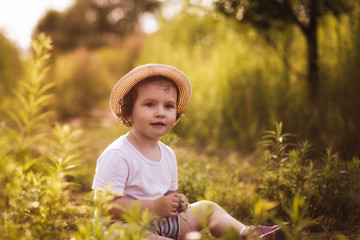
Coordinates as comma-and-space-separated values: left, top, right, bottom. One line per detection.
0, 33, 22, 96
215, 0, 355, 100
34, 0, 159, 50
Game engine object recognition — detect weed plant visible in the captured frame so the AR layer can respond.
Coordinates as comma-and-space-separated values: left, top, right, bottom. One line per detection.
0, 33, 81, 239
257, 122, 360, 238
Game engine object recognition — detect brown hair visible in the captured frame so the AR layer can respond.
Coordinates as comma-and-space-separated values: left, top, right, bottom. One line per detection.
118, 76, 180, 127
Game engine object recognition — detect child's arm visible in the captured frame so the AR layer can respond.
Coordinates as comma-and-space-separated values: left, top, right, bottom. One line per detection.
109, 195, 180, 219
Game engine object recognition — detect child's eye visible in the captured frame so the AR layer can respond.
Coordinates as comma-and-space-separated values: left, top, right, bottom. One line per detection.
145, 103, 154, 107
165, 104, 175, 109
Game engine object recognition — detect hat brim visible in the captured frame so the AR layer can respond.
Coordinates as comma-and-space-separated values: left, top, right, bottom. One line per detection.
110, 63, 192, 122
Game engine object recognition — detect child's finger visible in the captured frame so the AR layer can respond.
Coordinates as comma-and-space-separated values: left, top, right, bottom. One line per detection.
169, 195, 180, 203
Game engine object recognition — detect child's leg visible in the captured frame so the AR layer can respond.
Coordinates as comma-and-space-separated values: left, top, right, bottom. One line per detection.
178, 200, 247, 239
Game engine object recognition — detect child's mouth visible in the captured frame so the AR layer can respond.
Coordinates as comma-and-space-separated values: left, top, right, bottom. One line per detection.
151, 122, 165, 126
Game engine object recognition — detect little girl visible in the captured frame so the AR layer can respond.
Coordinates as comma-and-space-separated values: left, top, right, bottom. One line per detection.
92, 64, 285, 239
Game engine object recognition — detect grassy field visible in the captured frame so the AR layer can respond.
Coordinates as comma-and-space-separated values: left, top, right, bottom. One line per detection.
1, 32, 360, 240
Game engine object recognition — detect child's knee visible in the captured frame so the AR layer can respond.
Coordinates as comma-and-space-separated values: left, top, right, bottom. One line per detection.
197, 200, 217, 207
190, 200, 219, 214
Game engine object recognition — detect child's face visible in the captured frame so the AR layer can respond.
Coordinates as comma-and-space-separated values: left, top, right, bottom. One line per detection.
130, 80, 178, 140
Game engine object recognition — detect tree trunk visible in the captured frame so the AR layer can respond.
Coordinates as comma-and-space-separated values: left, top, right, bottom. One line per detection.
307, 0, 319, 100
305, 0, 321, 148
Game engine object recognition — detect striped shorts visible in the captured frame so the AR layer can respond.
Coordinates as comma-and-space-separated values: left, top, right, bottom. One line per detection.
149, 216, 180, 240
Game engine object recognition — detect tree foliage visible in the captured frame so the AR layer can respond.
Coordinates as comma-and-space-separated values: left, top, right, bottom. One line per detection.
215, 0, 356, 99
34, 0, 160, 50
137, 2, 360, 158
0, 33, 22, 97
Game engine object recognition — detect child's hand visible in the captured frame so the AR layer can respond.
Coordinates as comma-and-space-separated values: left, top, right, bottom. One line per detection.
164, 192, 189, 213
175, 193, 189, 213
156, 192, 189, 215
153, 195, 180, 217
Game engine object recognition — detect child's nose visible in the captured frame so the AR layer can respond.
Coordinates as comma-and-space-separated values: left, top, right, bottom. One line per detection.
155, 107, 165, 117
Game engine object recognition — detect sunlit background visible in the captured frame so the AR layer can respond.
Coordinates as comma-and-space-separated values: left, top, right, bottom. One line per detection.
0, 0, 191, 50
1, 0, 360, 238
0, 0, 74, 49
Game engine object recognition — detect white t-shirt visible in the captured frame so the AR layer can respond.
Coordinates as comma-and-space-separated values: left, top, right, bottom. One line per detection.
92, 133, 178, 200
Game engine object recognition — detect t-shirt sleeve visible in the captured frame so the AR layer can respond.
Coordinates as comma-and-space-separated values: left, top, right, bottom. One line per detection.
92, 149, 129, 196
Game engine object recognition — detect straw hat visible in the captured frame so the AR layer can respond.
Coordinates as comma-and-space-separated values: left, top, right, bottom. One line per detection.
110, 63, 192, 124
